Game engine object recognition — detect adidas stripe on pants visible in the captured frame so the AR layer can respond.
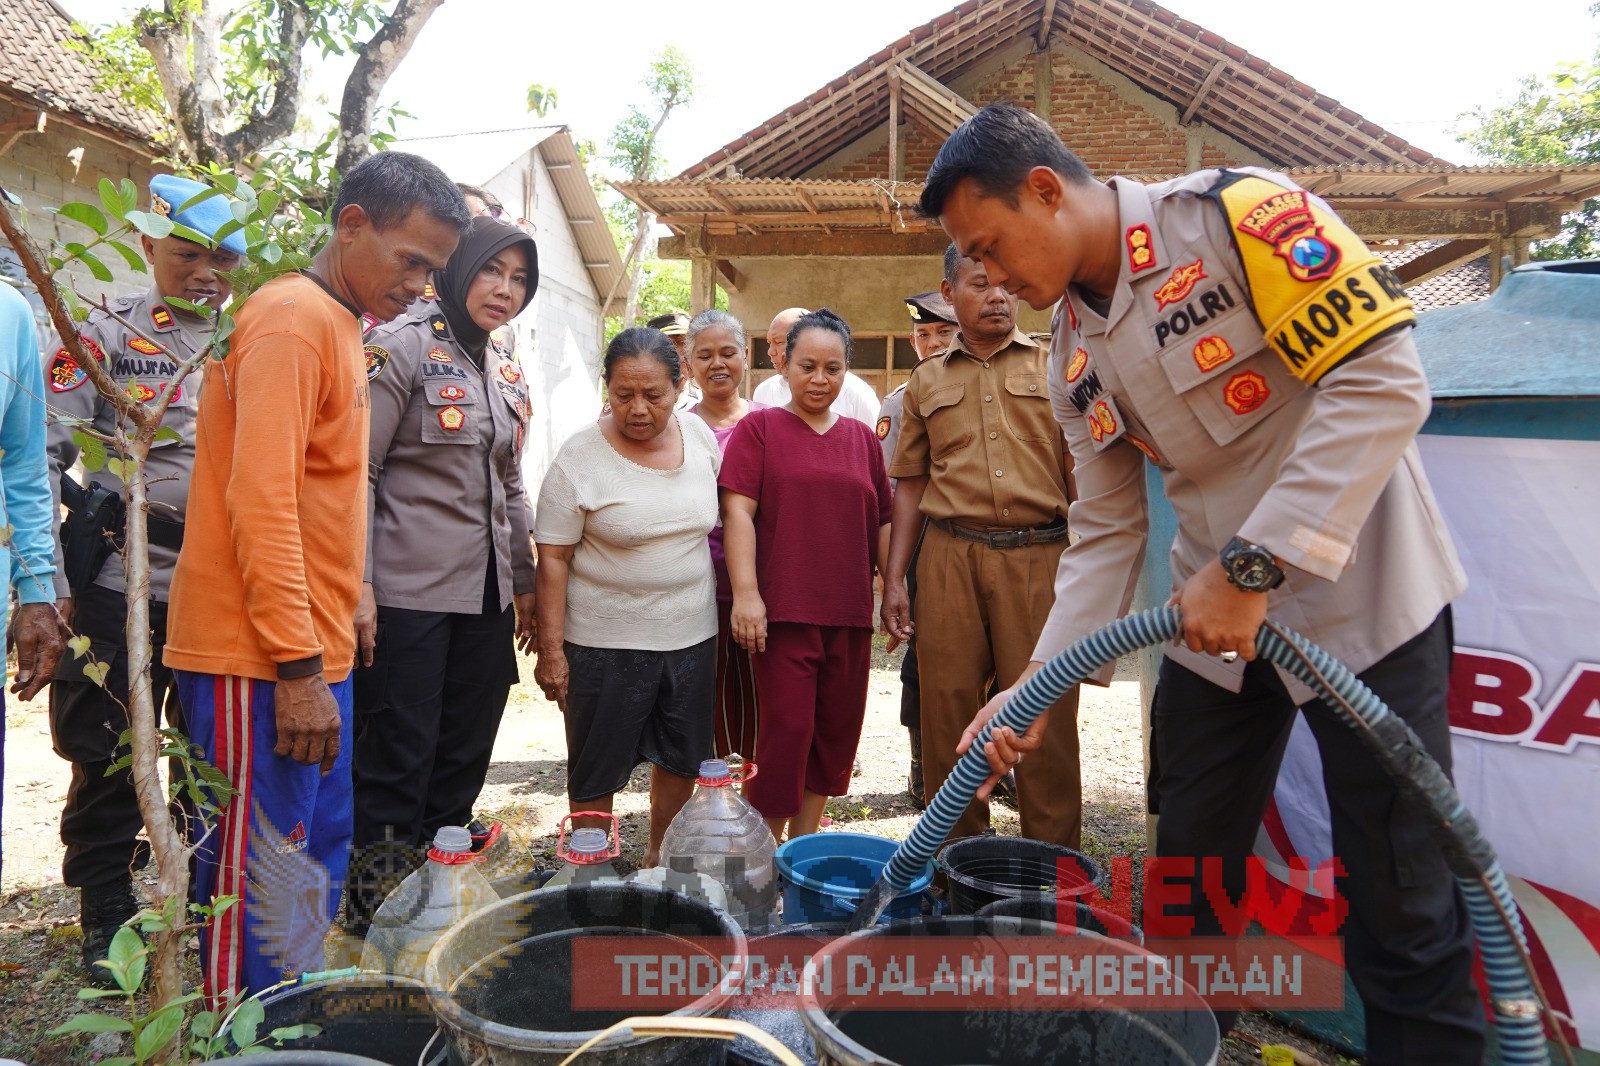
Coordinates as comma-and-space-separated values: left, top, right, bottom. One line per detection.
177, 672, 353, 1006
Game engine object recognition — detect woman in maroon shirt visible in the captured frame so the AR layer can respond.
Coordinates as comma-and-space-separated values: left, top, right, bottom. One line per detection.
719, 309, 893, 842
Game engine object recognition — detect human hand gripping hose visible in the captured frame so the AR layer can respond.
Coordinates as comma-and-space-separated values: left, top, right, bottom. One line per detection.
850, 605, 1565, 1066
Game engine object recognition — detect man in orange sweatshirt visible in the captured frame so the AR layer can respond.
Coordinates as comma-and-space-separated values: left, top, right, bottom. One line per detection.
164, 152, 466, 1001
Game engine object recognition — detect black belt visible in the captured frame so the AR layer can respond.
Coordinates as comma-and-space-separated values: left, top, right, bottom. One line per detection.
147, 513, 185, 551
929, 517, 1068, 549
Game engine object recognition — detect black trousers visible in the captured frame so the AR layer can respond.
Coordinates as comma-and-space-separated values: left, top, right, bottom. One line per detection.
50, 584, 182, 890
352, 599, 517, 849
1150, 610, 1485, 1064
899, 521, 925, 730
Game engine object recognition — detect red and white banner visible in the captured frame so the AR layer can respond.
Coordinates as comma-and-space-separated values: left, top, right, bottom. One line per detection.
1261, 434, 1600, 1050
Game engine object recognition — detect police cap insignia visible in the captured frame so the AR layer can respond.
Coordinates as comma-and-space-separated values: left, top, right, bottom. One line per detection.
149, 304, 176, 331
876, 416, 891, 441
128, 337, 163, 356
904, 291, 956, 325
151, 192, 172, 217
1125, 224, 1157, 273
364, 344, 390, 381
427, 347, 452, 363
49, 348, 87, 392
438, 405, 465, 432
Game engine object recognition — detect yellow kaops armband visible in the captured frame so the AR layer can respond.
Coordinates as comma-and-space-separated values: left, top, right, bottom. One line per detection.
1213, 174, 1414, 385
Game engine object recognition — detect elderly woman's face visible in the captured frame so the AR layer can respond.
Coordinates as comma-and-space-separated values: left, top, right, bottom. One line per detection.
689, 325, 747, 400
606, 353, 678, 441
466, 244, 530, 334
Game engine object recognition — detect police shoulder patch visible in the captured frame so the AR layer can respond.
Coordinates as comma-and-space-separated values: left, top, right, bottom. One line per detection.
1213, 174, 1414, 386
49, 348, 87, 392
149, 304, 176, 332
876, 416, 891, 441
364, 344, 390, 381
428, 313, 449, 337
1125, 224, 1157, 273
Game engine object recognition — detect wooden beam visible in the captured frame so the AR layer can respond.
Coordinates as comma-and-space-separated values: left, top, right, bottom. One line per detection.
888, 66, 902, 182
1391, 174, 1450, 201
661, 230, 950, 259
657, 208, 896, 227
1335, 203, 1561, 241
1562, 178, 1600, 202
793, 185, 821, 214
715, 259, 745, 292
1037, 0, 1059, 48
1180, 59, 1228, 125
1391, 240, 1489, 286
705, 188, 740, 216
1494, 173, 1564, 202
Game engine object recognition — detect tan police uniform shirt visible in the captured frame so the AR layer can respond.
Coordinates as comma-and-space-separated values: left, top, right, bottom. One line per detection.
363, 309, 536, 614
890, 330, 1068, 528
44, 289, 209, 600
1033, 167, 1465, 692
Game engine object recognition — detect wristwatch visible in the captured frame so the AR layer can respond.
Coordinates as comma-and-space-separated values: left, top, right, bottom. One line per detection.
1220, 537, 1285, 593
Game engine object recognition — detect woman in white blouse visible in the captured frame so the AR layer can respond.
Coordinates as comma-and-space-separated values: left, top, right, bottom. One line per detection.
533, 327, 721, 866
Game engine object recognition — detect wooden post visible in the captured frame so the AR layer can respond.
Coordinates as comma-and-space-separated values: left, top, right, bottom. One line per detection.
1033, 44, 1054, 119
1488, 236, 1509, 291
888, 69, 902, 182
690, 254, 715, 313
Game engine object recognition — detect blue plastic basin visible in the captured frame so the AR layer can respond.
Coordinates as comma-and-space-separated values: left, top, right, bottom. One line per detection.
775, 832, 934, 925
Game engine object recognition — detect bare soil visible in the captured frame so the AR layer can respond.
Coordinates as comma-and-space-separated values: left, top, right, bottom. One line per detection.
0, 647, 1356, 1064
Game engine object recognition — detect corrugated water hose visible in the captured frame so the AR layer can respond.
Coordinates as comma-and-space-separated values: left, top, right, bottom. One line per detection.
855, 605, 1560, 1066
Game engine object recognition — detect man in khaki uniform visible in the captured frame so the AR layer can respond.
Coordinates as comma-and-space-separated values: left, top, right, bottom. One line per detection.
877, 291, 958, 807
922, 104, 1481, 1060
882, 246, 1079, 847
43, 175, 244, 978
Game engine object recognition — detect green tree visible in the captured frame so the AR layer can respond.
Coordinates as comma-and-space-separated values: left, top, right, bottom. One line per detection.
526, 83, 560, 118
605, 47, 695, 326
69, 0, 443, 173
1458, 15, 1600, 259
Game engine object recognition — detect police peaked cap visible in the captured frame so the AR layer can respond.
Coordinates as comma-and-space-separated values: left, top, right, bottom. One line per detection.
148, 174, 249, 256
647, 310, 691, 336
905, 291, 957, 325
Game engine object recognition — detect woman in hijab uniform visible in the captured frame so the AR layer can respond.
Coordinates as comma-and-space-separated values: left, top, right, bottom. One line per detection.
348, 217, 539, 914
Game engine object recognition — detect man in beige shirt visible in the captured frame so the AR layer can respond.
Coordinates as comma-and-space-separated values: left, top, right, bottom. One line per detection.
882, 246, 1079, 847
920, 103, 1480, 1060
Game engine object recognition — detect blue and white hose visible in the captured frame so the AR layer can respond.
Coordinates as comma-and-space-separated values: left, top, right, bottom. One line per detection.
868, 605, 1552, 1066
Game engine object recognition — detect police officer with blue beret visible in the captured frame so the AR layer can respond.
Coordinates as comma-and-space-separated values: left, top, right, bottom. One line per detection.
43, 174, 246, 982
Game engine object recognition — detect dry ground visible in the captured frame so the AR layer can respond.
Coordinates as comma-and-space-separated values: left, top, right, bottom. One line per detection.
0, 645, 1355, 1064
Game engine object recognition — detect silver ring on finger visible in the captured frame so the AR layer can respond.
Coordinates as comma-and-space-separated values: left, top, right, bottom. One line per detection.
1220, 650, 1239, 663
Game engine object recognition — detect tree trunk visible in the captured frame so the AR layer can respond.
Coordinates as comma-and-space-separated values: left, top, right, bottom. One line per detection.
621, 210, 654, 326
335, 0, 447, 174
120, 434, 189, 1057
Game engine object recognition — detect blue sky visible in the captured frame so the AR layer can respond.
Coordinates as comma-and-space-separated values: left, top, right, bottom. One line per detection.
66, 0, 1597, 175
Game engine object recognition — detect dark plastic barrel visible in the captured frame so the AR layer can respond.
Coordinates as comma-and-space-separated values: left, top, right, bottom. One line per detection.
936, 835, 1106, 914
727, 922, 846, 1066
425, 881, 747, 1065
800, 915, 1218, 1066
200, 1049, 390, 1056
241, 976, 445, 1066
976, 895, 1144, 945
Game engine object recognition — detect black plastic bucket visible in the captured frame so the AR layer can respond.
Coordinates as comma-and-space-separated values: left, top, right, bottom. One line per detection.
727, 922, 846, 1066
976, 895, 1144, 945
426, 881, 747, 1065
243, 976, 446, 1066
800, 914, 1219, 1066
936, 835, 1107, 915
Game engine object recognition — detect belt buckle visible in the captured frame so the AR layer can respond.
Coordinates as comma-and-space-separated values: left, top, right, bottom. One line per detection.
992, 528, 1028, 549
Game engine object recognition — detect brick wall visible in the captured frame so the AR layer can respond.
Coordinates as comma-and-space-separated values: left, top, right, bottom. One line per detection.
814, 45, 1265, 183
1, 128, 159, 321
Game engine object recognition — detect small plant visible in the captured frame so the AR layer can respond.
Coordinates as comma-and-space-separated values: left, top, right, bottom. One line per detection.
49, 897, 319, 1063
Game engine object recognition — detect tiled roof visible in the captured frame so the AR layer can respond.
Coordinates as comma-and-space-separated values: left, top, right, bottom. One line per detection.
0, 0, 162, 144
1382, 243, 1491, 313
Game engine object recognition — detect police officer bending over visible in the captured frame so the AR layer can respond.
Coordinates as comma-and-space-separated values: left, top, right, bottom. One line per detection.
44, 175, 245, 980
926, 103, 1483, 1061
